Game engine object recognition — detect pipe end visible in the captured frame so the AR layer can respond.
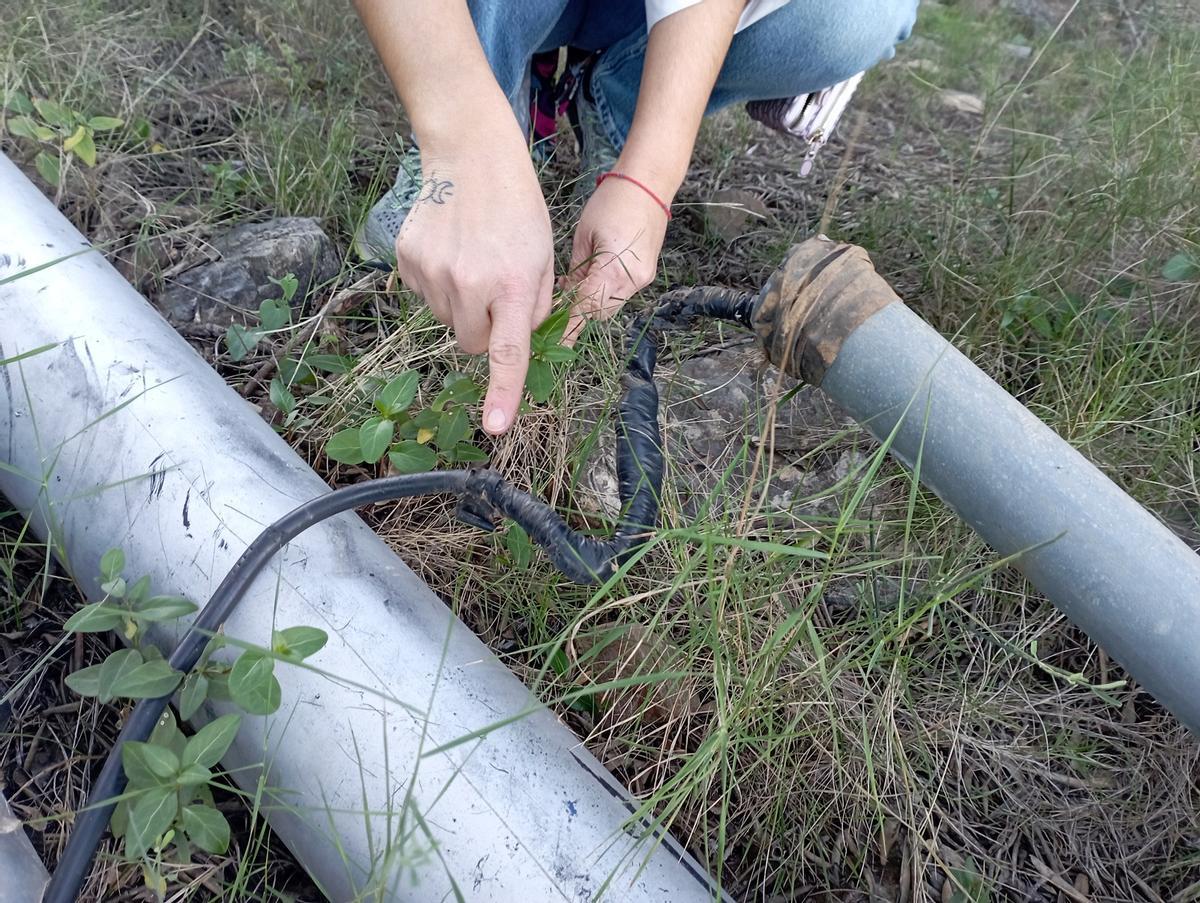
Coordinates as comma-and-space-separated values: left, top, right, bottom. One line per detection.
751, 236, 901, 385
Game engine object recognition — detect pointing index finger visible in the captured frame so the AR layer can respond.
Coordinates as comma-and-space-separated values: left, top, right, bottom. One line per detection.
482, 292, 533, 435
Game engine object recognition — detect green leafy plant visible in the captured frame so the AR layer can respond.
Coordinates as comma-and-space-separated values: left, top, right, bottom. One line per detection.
203, 159, 251, 214
64, 548, 328, 888
1161, 250, 1200, 283
2, 90, 123, 186
224, 273, 299, 361
267, 346, 357, 433
325, 369, 488, 472
998, 288, 1097, 342
525, 306, 577, 404
319, 304, 576, 472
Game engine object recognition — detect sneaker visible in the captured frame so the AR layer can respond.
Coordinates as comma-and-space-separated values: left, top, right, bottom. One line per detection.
353, 146, 423, 266
571, 82, 620, 205
529, 47, 592, 164
745, 72, 865, 177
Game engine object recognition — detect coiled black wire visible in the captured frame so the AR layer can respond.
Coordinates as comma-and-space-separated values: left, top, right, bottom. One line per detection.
44, 285, 756, 902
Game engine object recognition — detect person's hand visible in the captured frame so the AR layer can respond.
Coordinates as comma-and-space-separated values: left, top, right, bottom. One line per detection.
394, 123, 553, 436
560, 175, 670, 345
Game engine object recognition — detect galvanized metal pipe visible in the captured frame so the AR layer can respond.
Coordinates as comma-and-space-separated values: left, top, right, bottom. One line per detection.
0, 152, 725, 902
758, 237, 1200, 731
0, 791, 49, 902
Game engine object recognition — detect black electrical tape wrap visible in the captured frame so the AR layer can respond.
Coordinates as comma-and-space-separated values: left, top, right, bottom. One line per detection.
44, 285, 756, 903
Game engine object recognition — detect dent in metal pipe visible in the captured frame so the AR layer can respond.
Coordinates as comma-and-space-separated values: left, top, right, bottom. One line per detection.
762, 237, 1200, 732
0, 152, 727, 901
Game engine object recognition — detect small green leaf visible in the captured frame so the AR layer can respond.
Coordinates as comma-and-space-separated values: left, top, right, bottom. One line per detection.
125, 574, 151, 607
395, 414, 417, 440
1162, 252, 1200, 282
64, 602, 127, 633
110, 659, 183, 699
228, 651, 282, 715
432, 372, 482, 411
98, 648, 144, 703
176, 763, 213, 786
69, 129, 96, 166
325, 428, 365, 465
269, 272, 299, 302
205, 671, 232, 702
305, 353, 355, 374
269, 377, 296, 415
100, 548, 125, 582
388, 440, 437, 474
375, 371, 420, 417
124, 785, 178, 859
278, 356, 314, 385
197, 633, 225, 669
535, 306, 571, 345
448, 442, 488, 464
1030, 312, 1055, 340
100, 576, 126, 597
225, 323, 261, 362
181, 805, 230, 854
121, 742, 164, 788
539, 344, 576, 364
179, 672, 209, 720
506, 523, 533, 569
131, 594, 198, 622
139, 743, 181, 780
111, 798, 130, 838
6, 115, 42, 140
150, 709, 188, 758
359, 417, 395, 463
436, 407, 468, 452
34, 150, 60, 186
142, 862, 167, 895
64, 663, 104, 697
87, 115, 124, 132
182, 713, 241, 769
259, 296, 291, 331
272, 626, 328, 662
63, 123, 86, 152
33, 97, 72, 127
5, 91, 34, 115
525, 358, 554, 404
412, 407, 439, 430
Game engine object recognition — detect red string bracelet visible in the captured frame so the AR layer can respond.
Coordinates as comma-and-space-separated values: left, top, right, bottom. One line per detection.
595, 171, 672, 220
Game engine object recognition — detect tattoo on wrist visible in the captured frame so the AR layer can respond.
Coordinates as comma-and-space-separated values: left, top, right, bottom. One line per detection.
416, 176, 455, 205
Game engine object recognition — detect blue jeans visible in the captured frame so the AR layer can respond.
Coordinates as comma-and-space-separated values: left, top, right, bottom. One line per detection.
467, 0, 918, 152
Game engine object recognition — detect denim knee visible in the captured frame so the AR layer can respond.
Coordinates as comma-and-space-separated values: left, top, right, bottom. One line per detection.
710, 0, 920, 109
466, 0, 574, 99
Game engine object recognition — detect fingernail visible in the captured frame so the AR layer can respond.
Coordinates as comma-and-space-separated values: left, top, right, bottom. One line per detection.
485, 408, 507, 433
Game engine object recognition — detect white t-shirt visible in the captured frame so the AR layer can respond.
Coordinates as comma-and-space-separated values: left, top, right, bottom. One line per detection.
645, 0, 791, 33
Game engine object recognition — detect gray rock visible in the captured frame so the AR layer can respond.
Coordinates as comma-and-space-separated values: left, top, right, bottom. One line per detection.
703, 188, 770, 243
575, 342, 854, 518
155, 217, 340, 325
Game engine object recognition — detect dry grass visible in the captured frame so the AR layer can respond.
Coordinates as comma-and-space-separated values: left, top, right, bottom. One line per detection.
3, 0, 1200, 901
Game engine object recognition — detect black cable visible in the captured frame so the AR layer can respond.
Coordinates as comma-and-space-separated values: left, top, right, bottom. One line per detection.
46, 473, 469, 903
44, 285, 757, 902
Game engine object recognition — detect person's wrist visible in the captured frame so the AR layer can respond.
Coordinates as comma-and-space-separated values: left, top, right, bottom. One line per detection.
595, 172, 673, 220
612, 146, 686, 204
